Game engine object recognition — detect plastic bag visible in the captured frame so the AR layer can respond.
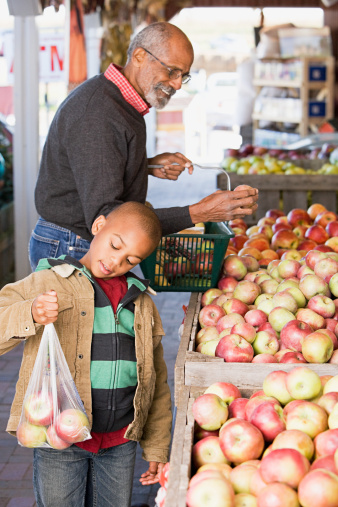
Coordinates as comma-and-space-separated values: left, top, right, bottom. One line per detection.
17, 323, 91, 449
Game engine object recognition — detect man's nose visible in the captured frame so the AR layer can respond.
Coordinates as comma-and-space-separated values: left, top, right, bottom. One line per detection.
168, 75, 182, 91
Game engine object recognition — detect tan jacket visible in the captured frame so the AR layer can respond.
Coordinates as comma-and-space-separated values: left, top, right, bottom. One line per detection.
0, 263, 172, 463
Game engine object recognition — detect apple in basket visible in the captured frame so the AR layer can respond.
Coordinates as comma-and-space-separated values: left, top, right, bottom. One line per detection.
24, 391, 54, 426
55, 409, 90, 443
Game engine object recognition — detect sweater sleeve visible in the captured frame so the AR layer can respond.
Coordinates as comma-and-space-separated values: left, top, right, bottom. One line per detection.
154, 205, 194, 236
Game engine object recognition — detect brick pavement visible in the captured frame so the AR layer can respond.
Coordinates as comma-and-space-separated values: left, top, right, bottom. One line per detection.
0, 167, 217, 506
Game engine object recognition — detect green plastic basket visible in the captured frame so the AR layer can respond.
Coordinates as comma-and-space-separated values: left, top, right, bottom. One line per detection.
140, 222, 234, 292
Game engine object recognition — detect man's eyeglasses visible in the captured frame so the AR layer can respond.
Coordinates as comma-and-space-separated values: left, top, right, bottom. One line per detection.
142, 48, 191, 85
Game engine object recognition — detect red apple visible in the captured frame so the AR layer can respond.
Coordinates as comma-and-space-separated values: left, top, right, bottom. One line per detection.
222, 298, 249, 317
230, 234, 248, 251
280, 320, 313, 352
192, 394, 229, 431
223, 255, 247, 280
314, 428, 338, 458
302, 331, 334, 363
277, 259, 301, 279
299, 274, 330, 299
305, 249, 328, 270
285, 401, 328, 438
204, 382, 241, 404
196, 326, 219, 346
257, 482, 300, 507
233, 280, 261, 305
240, 255, 260, 273
245, 395, 280, 421
252, 353, 278, 363
229, 464, 258, 494
215, 334, 254, 363
296, 308, 325, 331
311, 454, 337, 474
298, 239, 318, 252
266, 209, 285, 220
228, 398, 249, 419
326, 220, 338, 237
46, 424, 71, 450
308, 203, 327, 220
55, 409, 90, 443
194, 423, 220, 442
263, 370, 293, 405
219, 419, 264, 464
272, 429, 314, 460
305, 225, 329, 244
201, 288, 223, 307
192, 436, 231, 468
217, 276, 238, 293
24, 391, 54, 427
315, 210, 338, 228
280, 351, 307, 363
231, 322, 256, 344
259, 448, 310, 489
287, 208, 311, 227
244, 309, 267, 328
272, 222, 293, 234
298, 469, 338, 507
216, 312, 245, 333
199, 304, 226, 328
271, 230, 299, 250
186, 476, 235, 507
16, 421, 47, 448
307, 295, 336, 318
249, 401, 286, 441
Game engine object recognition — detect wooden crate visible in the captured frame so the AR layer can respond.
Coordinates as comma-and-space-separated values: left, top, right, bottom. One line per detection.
217, 172, 338, 224
167, 381, 265, 507
174, 292, 338, 404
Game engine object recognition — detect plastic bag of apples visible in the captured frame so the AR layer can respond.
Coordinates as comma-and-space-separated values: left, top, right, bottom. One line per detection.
16, 323, 91, 449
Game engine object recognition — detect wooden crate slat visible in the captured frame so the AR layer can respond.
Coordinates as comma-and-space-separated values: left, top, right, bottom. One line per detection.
282, 190, 308, 214
166, 386, 191, 507
185, 361, 338, 391
311, 190, 337, 210
175, 293, 200, 405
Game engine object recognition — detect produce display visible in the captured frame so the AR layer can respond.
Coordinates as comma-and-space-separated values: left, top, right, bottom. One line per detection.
222, 144, 338, 175
196, 203, 338, 364
186, 368, 338, 507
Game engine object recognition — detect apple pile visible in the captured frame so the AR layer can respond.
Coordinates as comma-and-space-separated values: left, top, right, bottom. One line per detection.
224, 143, 335, 161
186, 368, 338, 507
197, 209, 338, 363
16, 391, 90, 449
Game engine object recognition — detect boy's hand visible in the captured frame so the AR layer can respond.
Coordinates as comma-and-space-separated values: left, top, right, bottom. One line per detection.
32, 290, 59, 324
139, 461, 165, 485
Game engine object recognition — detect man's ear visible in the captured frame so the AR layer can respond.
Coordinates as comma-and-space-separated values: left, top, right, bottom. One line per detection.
132, 47, 147, 68
91, 215, 106, 236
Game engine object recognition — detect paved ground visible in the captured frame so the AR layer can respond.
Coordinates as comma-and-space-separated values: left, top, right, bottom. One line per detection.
0, 165, 218, 506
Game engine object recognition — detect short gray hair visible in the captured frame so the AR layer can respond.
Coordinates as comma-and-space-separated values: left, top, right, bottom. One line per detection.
127, 22, 184, 62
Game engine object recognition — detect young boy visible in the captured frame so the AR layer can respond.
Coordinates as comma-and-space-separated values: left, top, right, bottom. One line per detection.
0, 202, 172, 507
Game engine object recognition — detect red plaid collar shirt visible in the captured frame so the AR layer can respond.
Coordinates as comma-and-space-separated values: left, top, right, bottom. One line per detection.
104, 63, 149, 116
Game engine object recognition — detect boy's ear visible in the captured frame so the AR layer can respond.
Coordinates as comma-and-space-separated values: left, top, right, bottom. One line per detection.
91, 215, 106, 236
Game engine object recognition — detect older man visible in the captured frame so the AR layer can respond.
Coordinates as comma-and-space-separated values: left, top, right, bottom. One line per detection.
30, 21, 258, 271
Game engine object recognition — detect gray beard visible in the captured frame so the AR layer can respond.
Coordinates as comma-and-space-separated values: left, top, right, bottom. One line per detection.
145, 83, 176, 109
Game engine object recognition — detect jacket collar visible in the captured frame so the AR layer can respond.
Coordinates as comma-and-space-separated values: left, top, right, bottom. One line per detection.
35, 255, 153, 294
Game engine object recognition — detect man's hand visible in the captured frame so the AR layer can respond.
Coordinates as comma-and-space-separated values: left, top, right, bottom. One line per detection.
139, 461, 165, 486
31, 290, 59, 325
189, 187, 259, 224
148, 152, 193, 180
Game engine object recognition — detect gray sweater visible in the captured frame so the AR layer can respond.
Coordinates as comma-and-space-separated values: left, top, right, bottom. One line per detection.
35, 73, 193, 241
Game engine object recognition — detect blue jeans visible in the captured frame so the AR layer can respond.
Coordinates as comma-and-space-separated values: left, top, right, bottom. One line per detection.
29, 218, 91, 271
33, 440, 137, 507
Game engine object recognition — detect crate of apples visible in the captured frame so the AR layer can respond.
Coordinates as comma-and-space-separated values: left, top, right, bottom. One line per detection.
185, 367, 338, 507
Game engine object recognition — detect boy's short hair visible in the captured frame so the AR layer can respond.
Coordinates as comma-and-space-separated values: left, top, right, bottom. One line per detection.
107, 202, 162, 248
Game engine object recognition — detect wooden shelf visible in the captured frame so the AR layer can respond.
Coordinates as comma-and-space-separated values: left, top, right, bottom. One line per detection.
253, 56, 335, 140
253, 79, 329, 89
